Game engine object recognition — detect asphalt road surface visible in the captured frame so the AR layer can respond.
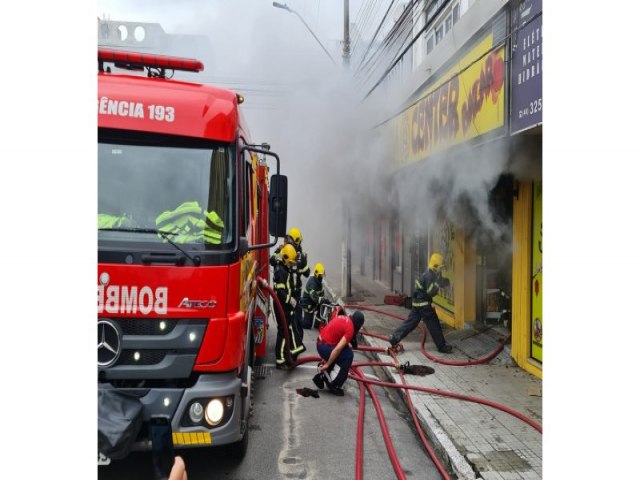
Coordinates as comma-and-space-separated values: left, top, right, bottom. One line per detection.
99, 320, 443, 479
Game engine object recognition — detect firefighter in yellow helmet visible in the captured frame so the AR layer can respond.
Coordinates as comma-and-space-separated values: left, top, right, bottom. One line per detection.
389, 253, 453, 353
270, 227, 310, 339
273, 244, 306, 368
301, 263, 326, 329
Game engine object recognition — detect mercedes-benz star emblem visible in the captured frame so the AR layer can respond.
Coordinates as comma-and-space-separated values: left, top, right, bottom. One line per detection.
98, 319, 122, 368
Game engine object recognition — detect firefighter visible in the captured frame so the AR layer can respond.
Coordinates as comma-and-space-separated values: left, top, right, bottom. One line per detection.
301, 263, 326, 329
312, 310, 365, 396
273, 244, 306, 369
270, 227, 310, 339
388, 253, 454, 353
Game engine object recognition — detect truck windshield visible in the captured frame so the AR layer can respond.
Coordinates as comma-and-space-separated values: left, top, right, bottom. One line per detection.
98, 134, 233, 250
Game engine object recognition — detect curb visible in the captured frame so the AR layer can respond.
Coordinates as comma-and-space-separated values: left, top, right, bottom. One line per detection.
325, 282, 478, 480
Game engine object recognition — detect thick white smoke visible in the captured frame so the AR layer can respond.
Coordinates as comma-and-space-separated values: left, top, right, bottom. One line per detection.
98, 0, 540, 291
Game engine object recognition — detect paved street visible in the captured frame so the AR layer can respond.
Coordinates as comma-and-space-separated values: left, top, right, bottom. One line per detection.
99, 321, 443, 479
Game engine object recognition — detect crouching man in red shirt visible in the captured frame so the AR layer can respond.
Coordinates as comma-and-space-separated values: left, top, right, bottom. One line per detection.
313, 310, 365, 396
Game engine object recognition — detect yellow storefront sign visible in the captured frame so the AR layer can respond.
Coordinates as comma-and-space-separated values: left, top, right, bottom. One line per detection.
391, 33, 505, 168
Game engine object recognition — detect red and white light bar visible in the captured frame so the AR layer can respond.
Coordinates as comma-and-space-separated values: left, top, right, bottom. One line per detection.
98, 48, 204, 73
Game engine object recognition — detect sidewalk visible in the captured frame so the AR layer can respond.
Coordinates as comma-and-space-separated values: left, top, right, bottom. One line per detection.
327, 273, 542, 480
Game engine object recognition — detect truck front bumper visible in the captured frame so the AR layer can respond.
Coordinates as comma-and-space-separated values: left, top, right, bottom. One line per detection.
122, 372, 243, 451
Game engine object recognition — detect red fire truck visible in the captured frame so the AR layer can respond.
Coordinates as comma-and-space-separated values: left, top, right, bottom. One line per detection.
98, 48, 287, 462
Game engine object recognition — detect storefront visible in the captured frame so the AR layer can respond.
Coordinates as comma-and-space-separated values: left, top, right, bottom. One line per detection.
509, 0, 542, 378
367, 2, 542, 379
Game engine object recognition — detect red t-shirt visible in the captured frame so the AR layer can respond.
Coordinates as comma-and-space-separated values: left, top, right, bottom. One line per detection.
319, 315, 354, 345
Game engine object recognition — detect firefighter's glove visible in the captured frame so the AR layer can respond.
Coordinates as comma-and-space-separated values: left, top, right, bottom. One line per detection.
290, 298, 297, 309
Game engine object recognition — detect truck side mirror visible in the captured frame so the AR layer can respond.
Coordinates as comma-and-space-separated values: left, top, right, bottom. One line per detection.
239, 237, 249, 255
269, 174, 287, 238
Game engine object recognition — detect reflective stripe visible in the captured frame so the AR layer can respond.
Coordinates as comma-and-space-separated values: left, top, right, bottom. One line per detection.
412, 301, 430, 307
426, 282, 439, 296
289, 325, 304, 353
415, 280, 423, 290
277, 337, 286, 363
275, 283, 286, 289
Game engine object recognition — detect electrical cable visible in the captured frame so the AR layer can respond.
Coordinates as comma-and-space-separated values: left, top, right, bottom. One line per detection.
355, 0, 421, 79
355, 0, 397, 71
362, 9, 542, 101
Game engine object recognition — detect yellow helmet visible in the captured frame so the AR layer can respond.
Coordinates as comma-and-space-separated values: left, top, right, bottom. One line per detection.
280, 244, 297, 266
287, 227, 302, 247
314, 263, 325, 277
428, 253, 445, 272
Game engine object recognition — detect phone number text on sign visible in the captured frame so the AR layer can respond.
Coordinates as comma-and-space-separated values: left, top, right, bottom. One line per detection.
518, 97, 542, 120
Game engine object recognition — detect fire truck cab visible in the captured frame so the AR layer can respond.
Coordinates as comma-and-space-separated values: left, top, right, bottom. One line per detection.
97, 47, 287, 462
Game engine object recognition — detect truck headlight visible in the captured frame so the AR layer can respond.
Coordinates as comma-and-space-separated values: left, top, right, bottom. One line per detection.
205, 399, 224, 426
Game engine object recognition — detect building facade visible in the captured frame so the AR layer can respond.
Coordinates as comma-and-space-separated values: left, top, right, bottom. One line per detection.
359, 0, 542, 378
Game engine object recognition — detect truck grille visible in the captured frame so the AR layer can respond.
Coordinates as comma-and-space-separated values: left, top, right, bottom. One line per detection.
119, 318, 178, 336
98, 318, 208, 380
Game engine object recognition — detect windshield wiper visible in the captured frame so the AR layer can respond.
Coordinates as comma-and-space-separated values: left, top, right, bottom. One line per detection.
99, 227, 201, 266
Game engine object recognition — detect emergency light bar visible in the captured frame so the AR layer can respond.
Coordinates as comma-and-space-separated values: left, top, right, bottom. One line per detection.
98, 48, 204, 73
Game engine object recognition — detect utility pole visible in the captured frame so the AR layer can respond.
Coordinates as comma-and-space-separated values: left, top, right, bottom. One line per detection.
343, 0, 351, 67
343, 0, 352, 298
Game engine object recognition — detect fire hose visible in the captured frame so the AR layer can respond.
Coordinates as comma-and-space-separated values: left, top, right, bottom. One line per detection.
345, 304, 512, 367
295, 352, 541, 480
261, 293, 540, 477
256, 275, 294, 366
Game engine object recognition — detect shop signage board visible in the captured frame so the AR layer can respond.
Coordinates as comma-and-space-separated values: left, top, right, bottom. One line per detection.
510, 0, 542, 134
391, 31, 506, 169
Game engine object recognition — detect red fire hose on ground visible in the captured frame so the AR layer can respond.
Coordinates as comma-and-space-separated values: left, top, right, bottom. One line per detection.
345, 304, 512, 367
295, 355, 541, 479
259, 283, 540, 478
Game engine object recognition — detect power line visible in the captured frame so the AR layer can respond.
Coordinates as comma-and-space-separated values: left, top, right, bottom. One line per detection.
355, 0, 397, 71
367, 9, 543, 116
355, 0, 421, 78
362, 0, 452, 99
355, 0, 423, 89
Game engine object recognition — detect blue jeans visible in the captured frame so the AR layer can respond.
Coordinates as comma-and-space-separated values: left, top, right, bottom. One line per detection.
390, 305, 446, 350
316, 342, 354, 388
